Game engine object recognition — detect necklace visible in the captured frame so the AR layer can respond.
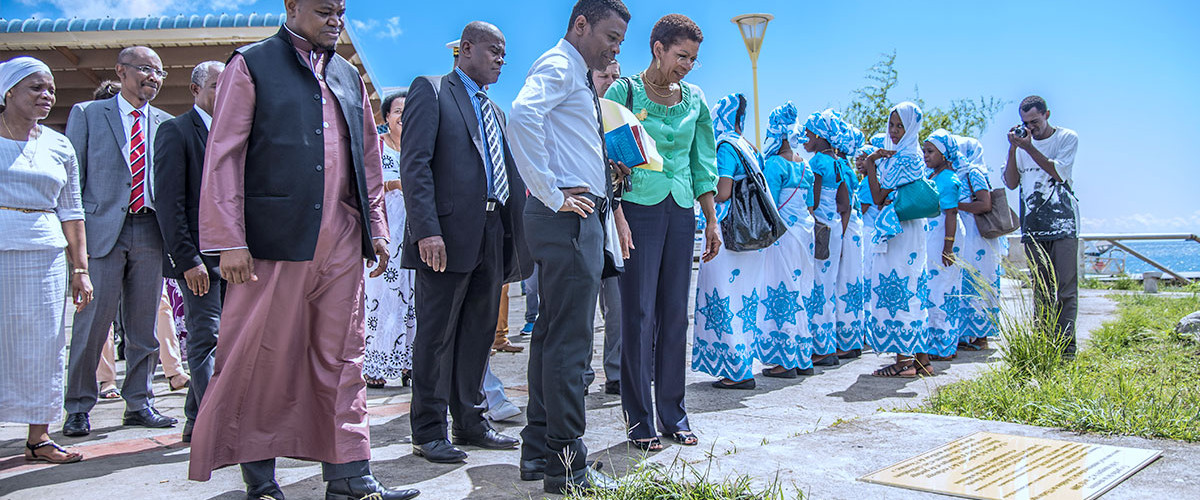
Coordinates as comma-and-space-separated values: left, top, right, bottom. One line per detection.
1, 115, 39, 163
639, 72, 679, 100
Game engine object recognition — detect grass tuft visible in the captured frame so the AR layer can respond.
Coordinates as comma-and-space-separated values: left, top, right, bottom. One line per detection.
563, 455, 802, 500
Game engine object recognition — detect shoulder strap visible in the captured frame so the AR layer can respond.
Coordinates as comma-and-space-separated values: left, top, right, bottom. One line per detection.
619, 77, 634, 111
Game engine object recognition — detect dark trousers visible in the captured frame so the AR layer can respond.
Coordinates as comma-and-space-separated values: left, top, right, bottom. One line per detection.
583, 276, 622, 385
409, 211, 503, 444
241, 458, 369, 486
65, 213, 163, 414
1025, 237, 1079, 351
618, 200, 693, 440
520, 196, 603, 479
177, 277, 225, 425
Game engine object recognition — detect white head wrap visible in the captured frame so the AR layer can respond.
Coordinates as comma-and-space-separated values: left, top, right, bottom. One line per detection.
884, 101, 923, 156
0, 56, 52, 107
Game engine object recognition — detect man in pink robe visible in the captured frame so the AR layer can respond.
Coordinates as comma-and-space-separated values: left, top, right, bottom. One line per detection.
188, 2, 419, 499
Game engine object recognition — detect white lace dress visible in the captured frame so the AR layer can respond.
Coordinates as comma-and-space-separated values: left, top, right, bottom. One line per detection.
363, 144, 415, 379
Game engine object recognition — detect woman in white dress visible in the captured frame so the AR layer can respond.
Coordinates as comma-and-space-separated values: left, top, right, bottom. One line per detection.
0, 57, 92, 463
363, 91, 416, 388
922, 129, 966, 361
833, 125, 867, 359
954, 136, 1001, 350
861, 102, 933, 377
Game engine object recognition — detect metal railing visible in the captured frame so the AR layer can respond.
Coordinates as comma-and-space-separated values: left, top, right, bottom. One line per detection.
1079, 233, 1200, 282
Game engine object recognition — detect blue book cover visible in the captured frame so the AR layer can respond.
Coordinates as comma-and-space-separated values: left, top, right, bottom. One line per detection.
605, 123, 647, 168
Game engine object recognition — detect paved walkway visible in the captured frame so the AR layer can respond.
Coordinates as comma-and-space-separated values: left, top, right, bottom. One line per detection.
3, 283, 1187, 500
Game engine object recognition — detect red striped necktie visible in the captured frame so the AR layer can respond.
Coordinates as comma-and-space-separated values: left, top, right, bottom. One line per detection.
128, 109, 146, 212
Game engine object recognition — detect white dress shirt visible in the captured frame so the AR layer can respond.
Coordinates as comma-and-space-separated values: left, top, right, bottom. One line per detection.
194, 104, 212, 131
508, 38, 606, 211
116, 93, 155, 210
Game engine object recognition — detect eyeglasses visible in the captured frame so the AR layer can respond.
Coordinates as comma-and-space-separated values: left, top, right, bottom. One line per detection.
120, 63, 168, 79
674, 54, 701, 70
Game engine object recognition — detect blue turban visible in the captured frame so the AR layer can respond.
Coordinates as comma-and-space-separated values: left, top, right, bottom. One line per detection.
711, 93, 747, 145
869, 132, 886, 149
799, 108, 842, 146
762, 102, 798, 158
924, 128, 962, 169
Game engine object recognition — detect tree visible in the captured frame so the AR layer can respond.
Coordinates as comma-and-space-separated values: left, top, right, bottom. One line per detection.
843, 52, 1008, 143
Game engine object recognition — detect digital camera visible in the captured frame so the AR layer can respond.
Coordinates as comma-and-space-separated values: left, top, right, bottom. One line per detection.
1010, 124, 1028, 139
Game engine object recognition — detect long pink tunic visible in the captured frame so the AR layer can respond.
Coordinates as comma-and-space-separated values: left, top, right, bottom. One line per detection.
188, 33, 387, 481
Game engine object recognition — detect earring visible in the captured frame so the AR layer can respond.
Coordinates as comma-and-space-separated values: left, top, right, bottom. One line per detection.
656, 59, 661, 71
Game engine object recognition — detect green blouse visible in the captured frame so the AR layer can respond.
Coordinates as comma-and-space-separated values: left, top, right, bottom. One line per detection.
605, 75, 718, 209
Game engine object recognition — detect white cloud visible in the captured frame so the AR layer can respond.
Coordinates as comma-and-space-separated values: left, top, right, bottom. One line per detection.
349, 16, 402, 39
17, 0, 259, 19
1081, 210, 1200, 234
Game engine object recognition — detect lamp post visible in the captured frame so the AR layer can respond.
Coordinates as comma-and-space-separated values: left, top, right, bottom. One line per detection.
731, 13, 773, 148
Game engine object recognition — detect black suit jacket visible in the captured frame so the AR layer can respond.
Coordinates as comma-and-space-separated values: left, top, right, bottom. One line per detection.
399, 71, 532, 282
153, 108, 221, 280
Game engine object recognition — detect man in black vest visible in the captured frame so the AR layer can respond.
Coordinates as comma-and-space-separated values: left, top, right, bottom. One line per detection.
400, 21, 532, 464
151, 60, 225, 444
187, 1, 418, 499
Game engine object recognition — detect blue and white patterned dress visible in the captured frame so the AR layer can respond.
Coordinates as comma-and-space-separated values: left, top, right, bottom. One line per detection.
957, 165, 1001, 342
865, 160, 930, 354
835, 162, 867, 352
757, 154, 815, 371
925, 168, 965, 357
363, 144, 416, 379
807, 152, 843, 356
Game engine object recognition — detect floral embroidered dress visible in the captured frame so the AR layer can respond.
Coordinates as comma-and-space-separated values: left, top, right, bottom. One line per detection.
757, 152, 815, 371
955, 137, 1001, 342
834, 161, 867, 352
865, 102, 931, 355
362, 143, 416, 378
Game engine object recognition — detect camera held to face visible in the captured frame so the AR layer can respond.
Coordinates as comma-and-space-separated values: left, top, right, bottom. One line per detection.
1010, 124, 1028, 139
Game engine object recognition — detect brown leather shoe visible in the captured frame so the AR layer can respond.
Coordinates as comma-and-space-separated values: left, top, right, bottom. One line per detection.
492, 339, 524, 353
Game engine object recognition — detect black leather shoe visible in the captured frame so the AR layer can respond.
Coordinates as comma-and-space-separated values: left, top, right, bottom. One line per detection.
182, 420, 194, 443
451, 428, 518, 450
838, 348, 863, 359
412, 439, 467, 463
246, 481, 284, 500
62, 412, 90, 437
761, 366, 797, 379
711, 378, 756, 390
813, 355, 840, 367
123, 406, 178, 428
325, 475, 419, 500
521, 458, 602, 481
797, 367, 816, 376
604, 380, 620, 395
544, 466, 617, 494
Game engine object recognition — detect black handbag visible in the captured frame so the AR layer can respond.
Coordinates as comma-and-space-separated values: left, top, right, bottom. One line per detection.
813, 222, 831, 260
719, 139, 787, 251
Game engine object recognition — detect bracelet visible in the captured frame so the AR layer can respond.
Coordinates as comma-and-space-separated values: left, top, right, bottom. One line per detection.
72, 268, 89, 275
944, 237, 955, 241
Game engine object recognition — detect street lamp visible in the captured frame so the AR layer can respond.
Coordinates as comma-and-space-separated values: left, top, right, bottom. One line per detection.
731, 13, 773, 148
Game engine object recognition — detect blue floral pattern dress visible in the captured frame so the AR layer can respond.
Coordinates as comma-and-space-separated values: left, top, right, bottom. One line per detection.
756, 154, 816, 371
925, 168, 965, 357
835, 162, 867, 352
957, 165, 1001, 342
807, 152, 844, 356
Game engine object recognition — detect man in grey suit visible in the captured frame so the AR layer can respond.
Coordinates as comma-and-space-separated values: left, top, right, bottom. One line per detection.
63, 46, 178, 436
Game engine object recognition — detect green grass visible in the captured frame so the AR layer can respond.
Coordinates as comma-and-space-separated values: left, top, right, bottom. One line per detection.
1081, 276, 1200, 293
918, 293, 1200, 441
563, 456, 801, 500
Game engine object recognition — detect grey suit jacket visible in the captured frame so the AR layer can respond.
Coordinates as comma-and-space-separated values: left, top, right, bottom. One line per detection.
65, 96, 173, 258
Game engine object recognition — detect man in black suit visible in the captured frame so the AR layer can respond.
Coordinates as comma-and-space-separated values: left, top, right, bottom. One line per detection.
152, 60, 225, 443
400, 21, 532, 464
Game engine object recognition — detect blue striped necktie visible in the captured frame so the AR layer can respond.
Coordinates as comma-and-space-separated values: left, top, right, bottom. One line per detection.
476, 91, 509, 204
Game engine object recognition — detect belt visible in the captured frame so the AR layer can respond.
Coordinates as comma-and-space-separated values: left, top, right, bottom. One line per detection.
0, 206, 53, 214
485, 199, 499, 212
128, 207, 155, 215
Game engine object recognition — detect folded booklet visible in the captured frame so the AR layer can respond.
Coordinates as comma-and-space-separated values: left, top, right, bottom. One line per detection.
605, 123, 648, 169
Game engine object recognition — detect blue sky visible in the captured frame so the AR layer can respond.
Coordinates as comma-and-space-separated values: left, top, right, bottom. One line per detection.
5, 0, 1199, 233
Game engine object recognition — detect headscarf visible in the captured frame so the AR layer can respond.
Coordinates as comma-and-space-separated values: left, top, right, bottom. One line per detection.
711, 93, 747, 145
869, 132, 886, 149
798, 108, 842, 146
762, 101, 797, 158
955, 135, 986, 171
0, 56, 52, 107
872, 101, 926, 245
924, 128, 962, 170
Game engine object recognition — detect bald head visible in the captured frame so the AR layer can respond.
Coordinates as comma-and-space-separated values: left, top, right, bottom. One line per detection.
458, 21, 506, 87
461, 21, 502, 46
114, 46, 164, 107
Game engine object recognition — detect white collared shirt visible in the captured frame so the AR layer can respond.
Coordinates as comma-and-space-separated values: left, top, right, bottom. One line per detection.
116, 93, 154, 210
508, 38, 606, 211
194, 105, 212, 131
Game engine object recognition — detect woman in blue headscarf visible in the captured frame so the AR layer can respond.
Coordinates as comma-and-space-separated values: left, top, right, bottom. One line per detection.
954, 136, 1001, 350
755, 102, 815, 378
922, 129, 966, 360
693, 93, 774, 390
796, 109, 850, 367
833, 123, 868, 358
861, 102, 933, 377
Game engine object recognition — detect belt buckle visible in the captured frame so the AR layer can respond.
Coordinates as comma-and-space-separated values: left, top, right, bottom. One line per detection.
485, 200, 497, 212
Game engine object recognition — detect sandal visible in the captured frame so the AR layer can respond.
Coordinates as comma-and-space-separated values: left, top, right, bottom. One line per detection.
629, 437, 662, 452
929, 354, 956, 362
670, 432, 698, 446
168, 374, 190, 391
912, 361, 936, 377
24, 440, 82, 464
99, 387, 121, 399
957, 341, 982, 351
872, 363, 916, 378
365, 377, 386, 389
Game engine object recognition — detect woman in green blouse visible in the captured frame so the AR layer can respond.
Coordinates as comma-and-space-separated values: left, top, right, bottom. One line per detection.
607, 14, 719, 451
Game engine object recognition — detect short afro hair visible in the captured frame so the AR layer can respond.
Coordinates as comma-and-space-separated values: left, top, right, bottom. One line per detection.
382, 90, 408, 115
1020, 95, 1047, 114
650, 14, 703, 53
566, 0, 630, 33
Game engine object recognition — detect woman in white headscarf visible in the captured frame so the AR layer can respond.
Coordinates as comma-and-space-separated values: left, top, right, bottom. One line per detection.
922, 129, 966, 361
0, 56, 91, 463
861, 102, 933, 377
756, 102, 815, 378
954, 136, 1001, 350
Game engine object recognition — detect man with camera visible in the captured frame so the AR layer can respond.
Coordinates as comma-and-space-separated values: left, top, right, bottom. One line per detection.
1003, 95, 1080, 356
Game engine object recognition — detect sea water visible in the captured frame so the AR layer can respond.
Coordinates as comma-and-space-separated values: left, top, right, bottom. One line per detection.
1114, 240, 1200, 275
